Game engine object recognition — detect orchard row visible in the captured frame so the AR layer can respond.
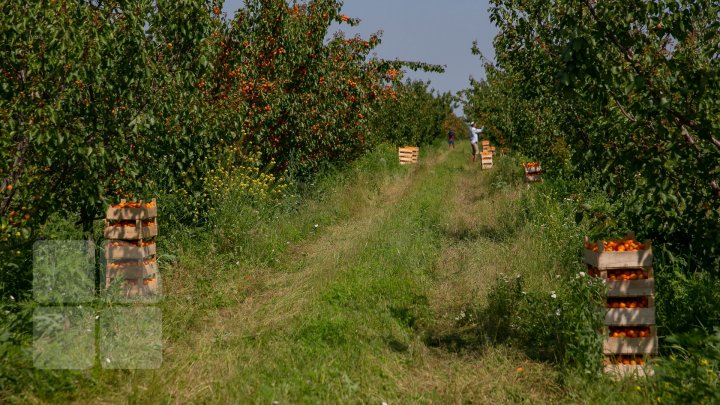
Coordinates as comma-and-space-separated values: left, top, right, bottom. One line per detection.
0, 0, 454, 298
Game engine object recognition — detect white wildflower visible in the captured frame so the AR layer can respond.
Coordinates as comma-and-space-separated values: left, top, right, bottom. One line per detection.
556, 309, 562, 316
576, 271, 586, 279
550, 291, 557, 299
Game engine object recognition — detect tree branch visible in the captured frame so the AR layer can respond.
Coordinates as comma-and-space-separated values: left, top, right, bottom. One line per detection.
711, 135, 720, 149
614, 99, 637, 123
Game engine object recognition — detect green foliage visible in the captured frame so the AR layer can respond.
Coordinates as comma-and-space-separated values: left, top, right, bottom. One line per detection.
372, 79, 453, 147
477, 271, 605, 374
463, 1, 720, 397
465, 0, 720, 343
0, 0, 449, 302
654, 329, 720, 404
467, 0, 720, 268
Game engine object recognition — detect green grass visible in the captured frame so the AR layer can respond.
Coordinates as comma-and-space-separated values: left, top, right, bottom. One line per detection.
4, 141, 655, 404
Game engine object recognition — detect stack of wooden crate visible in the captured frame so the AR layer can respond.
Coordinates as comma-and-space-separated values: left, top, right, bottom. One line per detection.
398, 146, 419, 165
479, 140, 493, 169
584, 233, 656, 377
481, 140, 496, 154
104, 199, 160, 298
480, 151, 493, 169
523, 162, 543, 182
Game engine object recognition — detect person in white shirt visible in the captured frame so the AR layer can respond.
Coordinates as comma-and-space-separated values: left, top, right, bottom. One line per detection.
469, 122, 484, 162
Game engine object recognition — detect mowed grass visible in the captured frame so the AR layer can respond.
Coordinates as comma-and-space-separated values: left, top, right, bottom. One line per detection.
15, 142, 646, 404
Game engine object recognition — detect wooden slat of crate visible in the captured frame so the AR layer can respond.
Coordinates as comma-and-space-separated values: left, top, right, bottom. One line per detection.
603, 335, 659, 355
106, 261, 158, 279
525, 173, 542, 182
106, 242, 157, 260
583, 247, 653, 269
481, 140, 490, 146
106, 275, 160, 298
606, 279, 655, 297
106, 198, 157, 220
590, 266, 654, 280
605, 308, 656, 326
104, 222, 158, 240
604, 363, 654, 377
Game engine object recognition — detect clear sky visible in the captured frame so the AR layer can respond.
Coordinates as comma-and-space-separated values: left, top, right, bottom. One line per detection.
222, 0, 498, 116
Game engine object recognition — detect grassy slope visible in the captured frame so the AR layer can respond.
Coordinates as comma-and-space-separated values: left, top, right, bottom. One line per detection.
16, 142, 647, 404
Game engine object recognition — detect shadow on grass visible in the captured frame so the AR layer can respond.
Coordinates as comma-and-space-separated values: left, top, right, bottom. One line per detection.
443, 225, 515, 244
423, 327, 487, 353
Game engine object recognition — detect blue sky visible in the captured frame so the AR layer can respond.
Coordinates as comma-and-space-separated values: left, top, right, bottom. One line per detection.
222, 0, 498, 115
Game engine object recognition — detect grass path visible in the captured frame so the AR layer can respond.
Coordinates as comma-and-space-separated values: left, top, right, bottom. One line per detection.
75, 144, 567, 404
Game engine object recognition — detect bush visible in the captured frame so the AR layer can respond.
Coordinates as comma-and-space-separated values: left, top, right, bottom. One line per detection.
654, 329, 720, 404
477, 271, 605, 373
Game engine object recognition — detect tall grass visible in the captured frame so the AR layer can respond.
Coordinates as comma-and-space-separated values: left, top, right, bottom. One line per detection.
2, 143, 673, 403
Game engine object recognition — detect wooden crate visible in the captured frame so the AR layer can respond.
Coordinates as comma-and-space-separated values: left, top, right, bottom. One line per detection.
106, 260, 158, 279
104, 219, 158, 240
525, 173, 543, 183
583, 236, 653, 269
523, 163, 542, 174
481, 140, 490, 147
105, 241, 157, 260
588, 266, 654, 279
398, 147, 419, 165
605, 308, 656, 326
606, 279, 655, 297
106, 198, 157, 220
106, 274, 160, 298
481, 152, 493, 169
603, 326, 658, 355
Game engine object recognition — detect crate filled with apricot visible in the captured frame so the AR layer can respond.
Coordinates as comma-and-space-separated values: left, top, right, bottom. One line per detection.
589, 266, 655, 297
604, 355, 654, 377
106, 239, 157, 260
106, 198, 157, 220
605, 297, 656, 326
106, 256, 158, 279
604, 326, 658, 355
583, 233, 653, 269
104, 219, 158, 240
107, 274, 160, 297
523, 162, 542, 174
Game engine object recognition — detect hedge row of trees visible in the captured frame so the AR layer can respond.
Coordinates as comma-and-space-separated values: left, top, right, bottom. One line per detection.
0, 0, 453, 300
465, 0, 720, 336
